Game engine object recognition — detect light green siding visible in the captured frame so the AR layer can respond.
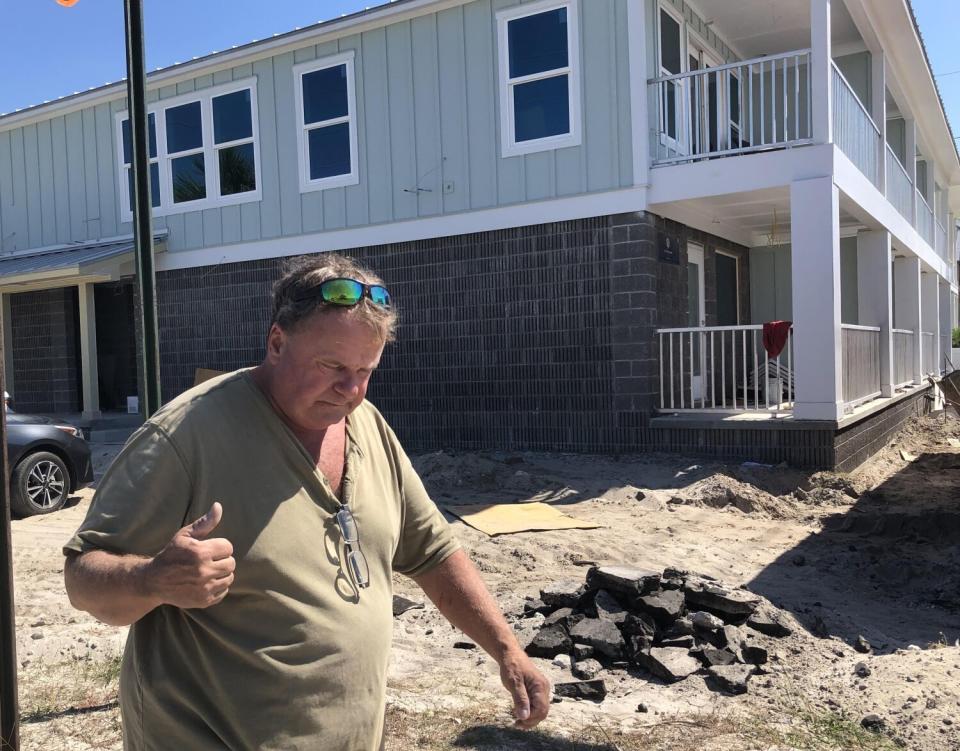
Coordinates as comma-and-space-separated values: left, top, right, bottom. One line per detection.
0, 0, 635, 256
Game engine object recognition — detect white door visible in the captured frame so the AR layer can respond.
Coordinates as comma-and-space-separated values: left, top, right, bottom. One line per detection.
687, 244, 706, 401
687, 34, 722, 155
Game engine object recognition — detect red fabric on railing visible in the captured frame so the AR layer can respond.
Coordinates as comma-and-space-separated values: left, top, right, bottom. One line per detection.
762, 321, 793, 358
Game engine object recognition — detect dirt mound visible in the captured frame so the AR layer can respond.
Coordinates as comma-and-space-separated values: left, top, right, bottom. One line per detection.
412, 451, 569, 500
667, 474, 800, 518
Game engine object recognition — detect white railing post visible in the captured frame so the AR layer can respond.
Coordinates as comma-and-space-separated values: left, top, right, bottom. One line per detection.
857, 230, 894, 396
810, 0, 832, 145
791, 176, 843, 420
905, 118, 917, 224
893, 256, 923, 384
940, 278, 953, 373
872, 51, 886, 194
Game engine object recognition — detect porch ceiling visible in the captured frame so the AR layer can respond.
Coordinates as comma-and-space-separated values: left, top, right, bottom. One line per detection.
654, 187, 862, 248
690, 0, 861, 58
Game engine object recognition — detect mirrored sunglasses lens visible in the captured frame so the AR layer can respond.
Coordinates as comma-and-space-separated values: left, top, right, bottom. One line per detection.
335, 509, 358, 543
321, 279, 363, 306
369, 286, 391, 307
348, 548, 370, 588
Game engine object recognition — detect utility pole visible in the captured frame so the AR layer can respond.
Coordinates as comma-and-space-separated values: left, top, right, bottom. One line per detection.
123, 0, 162, 418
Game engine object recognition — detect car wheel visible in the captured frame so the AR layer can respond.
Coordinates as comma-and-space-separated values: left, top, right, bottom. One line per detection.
11, 451, 71, 517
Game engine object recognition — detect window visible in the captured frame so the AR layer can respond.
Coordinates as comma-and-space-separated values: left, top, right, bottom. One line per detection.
658, 5, 683, 146
293, 52, 359, 192
120, 113, 161, 209
715, 251, 740, 326
497, 0, 581, 157
115, 78, 260, 220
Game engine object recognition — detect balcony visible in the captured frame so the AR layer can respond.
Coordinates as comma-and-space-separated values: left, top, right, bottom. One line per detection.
649, 51, 951, 265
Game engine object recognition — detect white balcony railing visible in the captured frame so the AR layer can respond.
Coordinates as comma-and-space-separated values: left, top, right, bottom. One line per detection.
916, 192, 935, 245
657, 325, 794, 412
840, 325, 881, 410
650, 50, 812, 165
892, 329, 915, 388
886, 145, 913, 221
935, 220, 947, 262
832, 63, 880, 187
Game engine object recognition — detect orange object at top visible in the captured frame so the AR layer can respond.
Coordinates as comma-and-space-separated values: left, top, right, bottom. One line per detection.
55, 0, 81, 6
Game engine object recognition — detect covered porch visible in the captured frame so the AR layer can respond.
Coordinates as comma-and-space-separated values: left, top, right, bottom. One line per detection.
0, 234, 165, 418
652, 181, 956, 423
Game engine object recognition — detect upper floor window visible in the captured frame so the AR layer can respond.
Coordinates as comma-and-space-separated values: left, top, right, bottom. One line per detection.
293, 52, 359, 193
116, 78, 260, 220
497, 0, 581, 158
120, 113, 160, 210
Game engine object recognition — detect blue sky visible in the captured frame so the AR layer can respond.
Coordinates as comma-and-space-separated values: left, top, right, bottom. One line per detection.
0, 0, 957, 147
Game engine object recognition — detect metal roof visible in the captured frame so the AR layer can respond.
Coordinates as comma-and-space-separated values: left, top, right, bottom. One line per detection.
0, 237, 136, 279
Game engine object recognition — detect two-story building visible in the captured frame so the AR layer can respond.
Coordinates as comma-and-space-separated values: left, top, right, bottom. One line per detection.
0, 0, 957, 469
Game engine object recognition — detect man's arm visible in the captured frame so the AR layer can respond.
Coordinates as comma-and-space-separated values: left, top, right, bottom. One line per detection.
412, 549, 551, 730
64, 503, 236, 627
65, 550, 161, 627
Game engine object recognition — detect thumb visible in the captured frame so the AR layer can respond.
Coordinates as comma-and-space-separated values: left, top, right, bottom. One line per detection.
509, 676, 531, 722
184, 502, 222, 540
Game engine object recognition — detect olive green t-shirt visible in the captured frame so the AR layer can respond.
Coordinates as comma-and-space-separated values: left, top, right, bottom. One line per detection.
63, 369, 459, 751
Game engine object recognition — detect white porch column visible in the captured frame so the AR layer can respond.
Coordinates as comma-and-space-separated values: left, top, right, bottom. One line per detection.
77, 283, 101, 419
905, 118, 917, 224
893, 256, 922, 383
857, 230, 894, 396
791, 176, 843, 419
921, 271, 939, 375
940, 278, 952, 371
871, 51, 886, 193
0, 293, 14, 398
810, 0, 833, 145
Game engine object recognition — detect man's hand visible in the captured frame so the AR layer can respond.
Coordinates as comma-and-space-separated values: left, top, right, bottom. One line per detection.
499, 647, 551, 729
145, 502, 236, 609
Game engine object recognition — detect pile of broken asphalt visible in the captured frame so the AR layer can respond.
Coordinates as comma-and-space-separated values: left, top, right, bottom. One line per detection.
521, 565, 794, 701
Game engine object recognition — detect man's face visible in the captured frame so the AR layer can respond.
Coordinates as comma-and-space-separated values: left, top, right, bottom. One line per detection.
264, 310, 385, 432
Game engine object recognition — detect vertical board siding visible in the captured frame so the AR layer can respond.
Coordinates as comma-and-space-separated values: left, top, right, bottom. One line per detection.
0, 0, 634, 257
437, 6, 471, 213
81, 109, 101, 240
463, 0, 498, 209
387, 22, 419, 221
411, 15, 443, 217
361, 27, 395, 225
341, 34, 370, 229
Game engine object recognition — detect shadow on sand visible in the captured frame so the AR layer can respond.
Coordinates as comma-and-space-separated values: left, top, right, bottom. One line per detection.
746, 450, 960, 653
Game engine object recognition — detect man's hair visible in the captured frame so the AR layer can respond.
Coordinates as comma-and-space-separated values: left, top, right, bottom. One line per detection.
271, 253, 397, 342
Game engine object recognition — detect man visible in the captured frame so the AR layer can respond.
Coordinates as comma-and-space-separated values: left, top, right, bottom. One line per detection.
63, 254, 550, 750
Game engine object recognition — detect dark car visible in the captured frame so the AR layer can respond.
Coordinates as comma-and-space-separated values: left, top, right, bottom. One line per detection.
6, 410, 94, 516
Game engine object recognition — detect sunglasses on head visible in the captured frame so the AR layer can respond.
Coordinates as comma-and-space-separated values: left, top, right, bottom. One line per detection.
296, 277, 391, 308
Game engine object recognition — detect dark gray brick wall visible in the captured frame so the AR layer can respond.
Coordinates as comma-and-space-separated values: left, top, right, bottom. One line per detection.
157, 216, 626, 451
155, 211, 751, 453
10, 287, 81, 413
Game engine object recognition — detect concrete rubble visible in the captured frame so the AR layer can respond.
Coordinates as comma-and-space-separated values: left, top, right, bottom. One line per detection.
522, 565, 794, 700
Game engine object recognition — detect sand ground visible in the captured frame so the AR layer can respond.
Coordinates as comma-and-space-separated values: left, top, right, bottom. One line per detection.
9, 413, 960, 750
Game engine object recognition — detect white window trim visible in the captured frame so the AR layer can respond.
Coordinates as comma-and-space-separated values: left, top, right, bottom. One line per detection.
656, 1, 686, 154
292, 51, 359, 193
115, 77, 262, 222
715, 249, 741, 325
496, 0, 582, 159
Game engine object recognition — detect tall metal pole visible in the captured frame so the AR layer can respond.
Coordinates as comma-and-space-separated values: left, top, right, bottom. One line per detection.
123, 0, 161, 418
0, 351, 17, 750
